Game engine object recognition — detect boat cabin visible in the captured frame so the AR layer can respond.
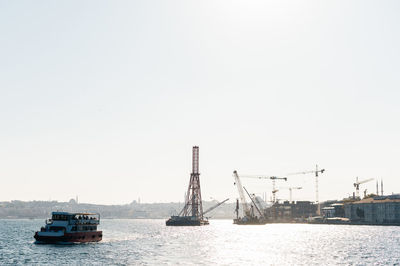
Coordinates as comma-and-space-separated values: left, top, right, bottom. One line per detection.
41, 212, 100, 233
51, 212, 100, 224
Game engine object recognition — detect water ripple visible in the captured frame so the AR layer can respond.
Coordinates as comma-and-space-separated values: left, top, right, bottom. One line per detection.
1, 219, 400, 265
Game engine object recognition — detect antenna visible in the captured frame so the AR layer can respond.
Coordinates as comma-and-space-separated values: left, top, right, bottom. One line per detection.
381, 179, 384, 196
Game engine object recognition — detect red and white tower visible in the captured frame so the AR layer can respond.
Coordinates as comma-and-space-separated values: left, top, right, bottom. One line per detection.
182, 146, 204, 218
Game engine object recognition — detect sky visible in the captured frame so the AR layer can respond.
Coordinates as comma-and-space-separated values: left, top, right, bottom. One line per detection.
1, 0, 400, 205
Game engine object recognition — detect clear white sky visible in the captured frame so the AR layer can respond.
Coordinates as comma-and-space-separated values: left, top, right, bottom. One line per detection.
1, 0, 400, 204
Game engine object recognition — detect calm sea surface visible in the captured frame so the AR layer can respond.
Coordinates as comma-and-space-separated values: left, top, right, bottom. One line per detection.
0, 219, 399, 265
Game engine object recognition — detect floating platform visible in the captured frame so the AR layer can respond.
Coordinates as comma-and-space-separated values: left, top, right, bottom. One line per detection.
166, 216, 209, 226
233, 216, 267, 225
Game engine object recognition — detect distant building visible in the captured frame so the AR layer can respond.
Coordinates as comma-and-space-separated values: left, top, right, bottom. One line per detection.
68, 198, 77, 204
263, 201, 317, 222
344, 194, 400, 224
321, 203, 345, 218
321, 207, 335, 218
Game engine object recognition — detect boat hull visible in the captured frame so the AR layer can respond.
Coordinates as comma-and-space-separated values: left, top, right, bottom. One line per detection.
34, 231, 102, 244
233, 218, 267, 225
166, 217, 209, 226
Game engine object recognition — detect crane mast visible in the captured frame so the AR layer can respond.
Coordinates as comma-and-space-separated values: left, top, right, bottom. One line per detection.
353, 177, 374, 198
270, 176, 287, 203
287, 165, 325, 216
240, 175, 287, 203
233, 170, 251, 217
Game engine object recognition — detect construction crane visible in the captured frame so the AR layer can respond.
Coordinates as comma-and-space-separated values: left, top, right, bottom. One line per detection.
287, 165, 325, 216
240, 175, 287, 203
243, 186, 264, 218
354, 177, 374, 199
233, 171, 251, 217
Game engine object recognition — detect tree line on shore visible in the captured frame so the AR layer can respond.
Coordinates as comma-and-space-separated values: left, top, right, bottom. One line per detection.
0, 199, 236, 219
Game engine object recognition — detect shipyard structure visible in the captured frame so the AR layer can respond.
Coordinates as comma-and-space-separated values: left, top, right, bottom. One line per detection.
255, 195, 400, 226
263, 201, 318, 223
343, 195, 400, 225
233, 168, 400, 225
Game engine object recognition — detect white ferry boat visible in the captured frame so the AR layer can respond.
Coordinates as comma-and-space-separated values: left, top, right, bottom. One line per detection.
34, 212, 102, 244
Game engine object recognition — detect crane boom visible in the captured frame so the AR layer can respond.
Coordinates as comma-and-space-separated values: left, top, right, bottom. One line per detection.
286, 165, 325, 215
241, 175, 287, 181
356, 178, 374, 185
353, 177, 374, 198
233, 171, 251, 216
203, 198, 229, 216
287, 169, 325, 176
243, 186, 263, 217
240, 175, 287, 203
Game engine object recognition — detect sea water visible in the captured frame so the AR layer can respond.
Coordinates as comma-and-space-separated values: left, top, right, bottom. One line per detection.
0, 219, 399, 265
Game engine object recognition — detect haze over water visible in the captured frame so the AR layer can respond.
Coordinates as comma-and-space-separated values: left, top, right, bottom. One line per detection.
1, 0, 400, 204
1, 219, 399, 265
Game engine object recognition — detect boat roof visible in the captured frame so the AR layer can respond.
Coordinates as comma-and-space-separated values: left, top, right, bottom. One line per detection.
51, 211, 99, 215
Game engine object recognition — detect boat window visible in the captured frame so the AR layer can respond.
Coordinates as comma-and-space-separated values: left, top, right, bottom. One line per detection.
49, 226, 65, 232
52, 214, 68, 221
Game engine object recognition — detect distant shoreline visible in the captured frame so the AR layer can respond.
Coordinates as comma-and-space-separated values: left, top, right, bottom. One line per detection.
0, 200, 235, 219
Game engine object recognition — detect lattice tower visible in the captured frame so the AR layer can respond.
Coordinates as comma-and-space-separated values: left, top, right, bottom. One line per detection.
181, 146, 203, 218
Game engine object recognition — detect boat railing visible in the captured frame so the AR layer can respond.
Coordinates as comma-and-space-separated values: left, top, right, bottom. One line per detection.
69, 219, 100, 225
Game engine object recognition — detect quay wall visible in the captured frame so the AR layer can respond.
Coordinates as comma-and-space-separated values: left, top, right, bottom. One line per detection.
344, 196, 400, 224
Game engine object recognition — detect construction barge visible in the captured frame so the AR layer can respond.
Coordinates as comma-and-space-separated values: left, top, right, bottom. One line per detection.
166, 146, 227, 226
166, 216, 209, 226
233, 171, 268, 225
234, 216, 267, 225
